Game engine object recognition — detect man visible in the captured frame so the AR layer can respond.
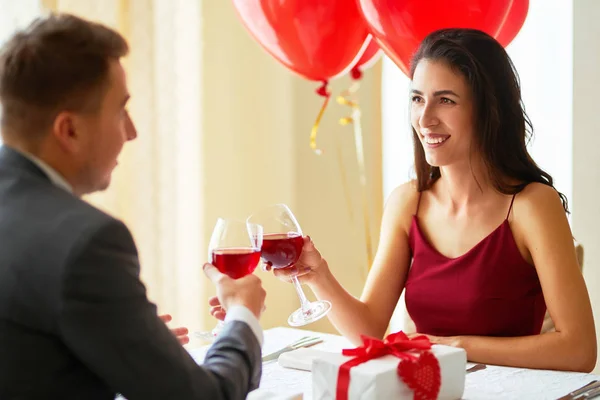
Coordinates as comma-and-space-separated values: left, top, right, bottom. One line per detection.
0, 13, 266, 400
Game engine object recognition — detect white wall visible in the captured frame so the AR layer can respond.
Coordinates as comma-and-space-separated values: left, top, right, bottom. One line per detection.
384, 0, 575, 332
0, 0, 41, 45
508, 0, 573, 210
0, 0, 42, 131
201, 0, 383, 334
573, 0, 600, 373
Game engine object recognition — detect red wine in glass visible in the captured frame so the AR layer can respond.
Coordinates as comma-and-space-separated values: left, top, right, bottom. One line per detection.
261, 233, 303, 269
247, 204, 331, 327
212, 247, 261, 279
196, 218, 263, 341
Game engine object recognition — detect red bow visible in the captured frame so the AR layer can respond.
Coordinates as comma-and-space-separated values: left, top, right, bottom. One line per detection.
336, 331, 440, 400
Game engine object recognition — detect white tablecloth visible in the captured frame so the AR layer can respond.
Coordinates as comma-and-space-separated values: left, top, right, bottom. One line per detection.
189, 327, 599, 400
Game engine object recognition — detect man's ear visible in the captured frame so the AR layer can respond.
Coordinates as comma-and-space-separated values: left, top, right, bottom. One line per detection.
52, 111, 80, 153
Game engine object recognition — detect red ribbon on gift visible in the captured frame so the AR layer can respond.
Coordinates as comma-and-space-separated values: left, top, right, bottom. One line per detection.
336, 331, 441, 400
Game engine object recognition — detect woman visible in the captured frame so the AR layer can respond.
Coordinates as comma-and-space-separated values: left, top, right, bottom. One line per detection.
215, 28, 596, 372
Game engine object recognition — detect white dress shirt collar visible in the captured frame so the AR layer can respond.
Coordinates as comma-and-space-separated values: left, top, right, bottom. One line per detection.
18, 150, 73, 193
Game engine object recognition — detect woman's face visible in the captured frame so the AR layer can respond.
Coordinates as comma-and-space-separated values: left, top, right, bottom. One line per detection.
410, 59, 476, 168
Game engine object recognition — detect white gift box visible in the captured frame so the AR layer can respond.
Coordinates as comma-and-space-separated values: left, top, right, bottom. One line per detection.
312, 344, 466, 400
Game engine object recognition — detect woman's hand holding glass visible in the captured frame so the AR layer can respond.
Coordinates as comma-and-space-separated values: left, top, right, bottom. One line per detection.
263, 235, 328, 287
247, 204, 331, 327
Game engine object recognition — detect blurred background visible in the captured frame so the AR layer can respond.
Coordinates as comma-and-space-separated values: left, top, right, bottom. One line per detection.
1, 0, 599, 371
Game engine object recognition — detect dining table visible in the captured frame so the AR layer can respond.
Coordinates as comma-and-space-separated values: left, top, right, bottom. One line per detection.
187, 327, 600, 400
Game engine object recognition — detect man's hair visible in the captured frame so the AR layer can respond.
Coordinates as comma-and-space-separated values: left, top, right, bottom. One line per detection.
0, 13, 129, 139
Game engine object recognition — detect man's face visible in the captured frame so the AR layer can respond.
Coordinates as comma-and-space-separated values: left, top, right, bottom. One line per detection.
75, 60, 137, 194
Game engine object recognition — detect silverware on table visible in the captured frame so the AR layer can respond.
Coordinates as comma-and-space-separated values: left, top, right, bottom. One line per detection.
466, 364, 486, 374
262, 336, 323, 362
580, 386, 600, 399
556, 380, 600, 400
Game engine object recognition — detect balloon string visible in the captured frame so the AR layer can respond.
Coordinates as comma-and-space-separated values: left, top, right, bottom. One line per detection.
335, 132, 354, 224
310, 81, 331, 155
337, 82, 373, 268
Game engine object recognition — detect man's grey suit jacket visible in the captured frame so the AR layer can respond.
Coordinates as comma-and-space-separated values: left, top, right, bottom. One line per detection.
0, 146, 261, 399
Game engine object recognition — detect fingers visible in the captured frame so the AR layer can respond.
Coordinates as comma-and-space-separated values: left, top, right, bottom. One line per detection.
161, 315, 190, 345
210, 305, 226, 320
179, 336, 190, 345
169, 326, 189, 345
159, 314, 172, 323
291, 264, 312, 277
171, 327, 189, 337
212, 311, 226, 321
272, 268, 295, 281
302, 235, 315, 251
262, 261, 273, 272
209, 304, 263, 321
272, 264, 311, 280
208, 296, 220, 307
210, 306, 226, 321
407, 332, 435, 342
203, 263, 226, 283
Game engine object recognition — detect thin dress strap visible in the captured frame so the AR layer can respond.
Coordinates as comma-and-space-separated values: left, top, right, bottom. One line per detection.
506, 193, 517, 220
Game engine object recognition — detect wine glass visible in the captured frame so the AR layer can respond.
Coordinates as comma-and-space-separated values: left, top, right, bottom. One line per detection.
195, 218, 263, 341
247, 204, 331, 327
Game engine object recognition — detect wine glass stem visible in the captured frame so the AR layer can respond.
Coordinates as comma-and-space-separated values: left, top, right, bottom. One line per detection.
291, 275, 311, 315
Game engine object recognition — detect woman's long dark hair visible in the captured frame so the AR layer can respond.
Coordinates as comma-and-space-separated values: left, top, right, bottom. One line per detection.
409, 28, 569, 213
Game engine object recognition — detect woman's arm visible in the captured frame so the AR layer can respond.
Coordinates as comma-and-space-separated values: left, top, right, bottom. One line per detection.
277, 182, 417, 344
426, 183, 597, 372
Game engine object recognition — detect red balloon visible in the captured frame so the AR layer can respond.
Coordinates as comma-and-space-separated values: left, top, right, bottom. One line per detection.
357, 0, 514, 75
232, 0, 369, 82
496, 0, 529, 47
350, 35, 383, 79
355, 36, 382, 70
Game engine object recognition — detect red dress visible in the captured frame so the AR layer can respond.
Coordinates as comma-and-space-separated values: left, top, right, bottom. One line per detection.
405, 194, 546, 337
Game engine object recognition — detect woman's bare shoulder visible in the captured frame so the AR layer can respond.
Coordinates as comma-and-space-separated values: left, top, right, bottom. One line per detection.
513, 182, 565, 215
386, 180, 420, 208
512, 182, 571, 253
383, 180, 421, 231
